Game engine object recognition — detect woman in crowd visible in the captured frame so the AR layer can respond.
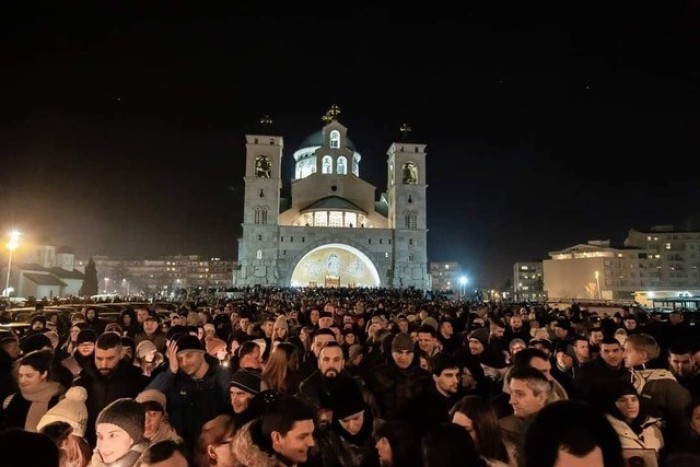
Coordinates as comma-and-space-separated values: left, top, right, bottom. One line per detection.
261, 342, 299, 394
373, 420, 422, 467
271, 316, 289, 343
119, 308, 140, 338
135, 389, 182, 445
1, 349, 64, 432
193, 414, 237, 467
92, 398, 148, 467
451, 395, 512, 466
37, 385, 92, 467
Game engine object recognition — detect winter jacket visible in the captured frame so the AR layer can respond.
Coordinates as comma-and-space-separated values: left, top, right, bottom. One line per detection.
631, 367, 691, 441
231, 419, 288, 467
146, 355, 231, 451
90, 441, 148, 467
1, 381, 63, 432
75, 360, 149, 445
605, 414, 664, 452
369, 361, 430, 419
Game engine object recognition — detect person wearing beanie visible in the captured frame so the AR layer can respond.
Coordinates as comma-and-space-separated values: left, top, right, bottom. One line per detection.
145, 332, 232, 451
135, 389, 183, 445
370, 333, 430, 419
20, 333, 53, 355
602, 380, 664, 457
135, 314, 167, 354
318, 382, 375, 466
93, 398, 148, 466
36, 386, 89, 437
229, 368, 262, 425
272, 315, 290, 342
1, 349, 64, 432
76, 329, 98, 358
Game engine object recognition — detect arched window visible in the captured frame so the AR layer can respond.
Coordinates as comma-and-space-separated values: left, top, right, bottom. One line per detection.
330, 130, 340, 148
322, 156, 333, 174
254, 208, 261, 224
261, 209, 268, 224
402, 162, 418, 184
256, 249, 263, 260
255, 155, 271, 178
336, 156, 347, 175
352, 160, 359, 176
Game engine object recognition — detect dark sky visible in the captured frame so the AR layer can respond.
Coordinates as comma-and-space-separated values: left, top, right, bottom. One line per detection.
1, 2, 699, 287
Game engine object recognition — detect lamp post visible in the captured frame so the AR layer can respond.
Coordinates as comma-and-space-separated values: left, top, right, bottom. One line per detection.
459, 276, 468, 297
4, 231, 20, 297
594, 271, 601, 300
104, 277, 110, 294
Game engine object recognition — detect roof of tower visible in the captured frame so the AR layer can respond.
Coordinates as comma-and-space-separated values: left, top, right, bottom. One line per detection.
299, 130, 356, 152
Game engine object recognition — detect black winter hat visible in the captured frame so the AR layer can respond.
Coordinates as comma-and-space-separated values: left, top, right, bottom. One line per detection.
76, 329, 98, 345
430, 353, 459, 376
175, 334, 204, 354
21, 333, 52, 353
229, 368, 262, 395
329, 380, 366, 419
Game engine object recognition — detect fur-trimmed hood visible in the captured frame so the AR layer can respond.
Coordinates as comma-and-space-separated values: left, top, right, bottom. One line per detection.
232, 420, 286, 467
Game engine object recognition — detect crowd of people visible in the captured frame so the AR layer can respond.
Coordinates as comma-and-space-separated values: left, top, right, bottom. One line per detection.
2, 287, 700, 466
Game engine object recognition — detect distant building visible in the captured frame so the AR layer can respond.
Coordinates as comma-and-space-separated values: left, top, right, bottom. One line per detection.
513, 261, 546, 302
235, 107, 430, 289
83, 255, 235, 297
2, 242, 84, 299
430, 262, 462, 291
543, 225, 700, 305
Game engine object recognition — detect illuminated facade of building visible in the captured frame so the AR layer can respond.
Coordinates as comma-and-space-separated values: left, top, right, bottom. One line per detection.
430, 262, 462, 291
513, 261, 546, 302
543, 225, 700, 304
235, 107, 430, 289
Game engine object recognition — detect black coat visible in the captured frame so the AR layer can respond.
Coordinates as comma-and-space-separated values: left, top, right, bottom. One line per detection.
75, 360, 148, 445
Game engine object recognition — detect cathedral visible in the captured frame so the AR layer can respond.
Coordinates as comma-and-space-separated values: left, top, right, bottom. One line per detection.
235, 106, 430, 290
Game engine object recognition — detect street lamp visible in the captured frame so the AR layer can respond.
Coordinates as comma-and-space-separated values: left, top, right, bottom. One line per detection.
594, 271, 601, 300
4, 230, 20, 297
104, 277, 110, 293
459, 276, 468, 296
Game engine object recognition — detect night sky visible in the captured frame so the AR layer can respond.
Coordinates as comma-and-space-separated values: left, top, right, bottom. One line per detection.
1, 2, 699, 287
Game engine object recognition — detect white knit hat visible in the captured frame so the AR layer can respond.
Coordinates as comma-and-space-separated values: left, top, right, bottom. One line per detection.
36, 386, 89, 437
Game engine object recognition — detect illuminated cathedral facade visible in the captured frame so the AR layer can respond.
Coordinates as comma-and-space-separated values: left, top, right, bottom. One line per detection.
235, 106, 430, 290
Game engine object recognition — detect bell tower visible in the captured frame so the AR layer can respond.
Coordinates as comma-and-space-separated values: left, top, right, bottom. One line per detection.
386, 123, 430, 289
236, 115, 284, 286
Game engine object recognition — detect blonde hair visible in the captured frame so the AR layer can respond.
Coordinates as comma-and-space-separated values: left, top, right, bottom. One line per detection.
625, 333, 660, 360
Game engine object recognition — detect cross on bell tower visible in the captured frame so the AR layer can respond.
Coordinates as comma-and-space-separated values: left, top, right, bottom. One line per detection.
322, 104, 341, 123
259, 114, 273, 132
399, 123, 412, 140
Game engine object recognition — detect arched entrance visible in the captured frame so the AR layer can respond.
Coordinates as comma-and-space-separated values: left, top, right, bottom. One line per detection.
290, 243, 381, 288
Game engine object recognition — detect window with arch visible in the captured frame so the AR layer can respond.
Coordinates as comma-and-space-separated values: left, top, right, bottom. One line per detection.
336, 156, 347, 175
404, 211, 417, 229
402, 162, 418, 184
261, 209, 268, 224
330, 130, 340, 148
256, 249, 263, 260
322, 156, 333, 174
254, 208, 261, 224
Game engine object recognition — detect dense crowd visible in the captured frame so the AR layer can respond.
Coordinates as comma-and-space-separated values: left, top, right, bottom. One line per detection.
2, 287, 700, 466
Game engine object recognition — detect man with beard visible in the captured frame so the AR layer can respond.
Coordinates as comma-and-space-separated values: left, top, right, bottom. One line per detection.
297, 342, 371, 425
75, 332, 149, 446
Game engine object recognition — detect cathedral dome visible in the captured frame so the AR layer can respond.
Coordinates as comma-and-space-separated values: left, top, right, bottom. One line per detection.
299, 130, 356, 152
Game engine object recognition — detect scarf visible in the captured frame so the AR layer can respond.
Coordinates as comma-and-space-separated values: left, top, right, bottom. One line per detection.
19, 380, 63, 432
